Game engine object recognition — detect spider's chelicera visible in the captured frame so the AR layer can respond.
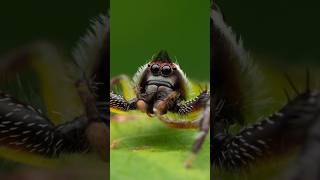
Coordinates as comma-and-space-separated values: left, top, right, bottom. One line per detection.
110, 50, 210, 167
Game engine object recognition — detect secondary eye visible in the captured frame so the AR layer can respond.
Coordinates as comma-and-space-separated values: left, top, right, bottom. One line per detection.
161, 65, 172, 76
151, 64, 160, 75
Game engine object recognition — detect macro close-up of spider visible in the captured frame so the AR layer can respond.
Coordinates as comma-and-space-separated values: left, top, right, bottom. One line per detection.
110, 50, 210, 168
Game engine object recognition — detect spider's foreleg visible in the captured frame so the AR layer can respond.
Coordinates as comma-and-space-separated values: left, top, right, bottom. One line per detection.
110, 91, 137, 112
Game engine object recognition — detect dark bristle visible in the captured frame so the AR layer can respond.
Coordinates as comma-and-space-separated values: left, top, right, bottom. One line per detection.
154, 50, 172, 62
283, 88, 291, 102
284, 73, 300, 95
306, 68, 311, 92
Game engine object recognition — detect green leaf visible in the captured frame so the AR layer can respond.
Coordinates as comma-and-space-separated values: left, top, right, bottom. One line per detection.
110, 114, 210, 180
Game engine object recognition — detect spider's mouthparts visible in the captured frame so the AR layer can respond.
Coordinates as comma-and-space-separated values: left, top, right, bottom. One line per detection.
146, 80, 173, 88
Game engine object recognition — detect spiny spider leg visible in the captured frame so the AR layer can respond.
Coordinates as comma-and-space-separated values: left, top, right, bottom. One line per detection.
0, 78, 108, 160
175, 90, 210, 115
110, 75, 138, 112
0, 91, 90, 156
110, 91, 137, 111
184, 98, 211, 168
213, 89, 320, 170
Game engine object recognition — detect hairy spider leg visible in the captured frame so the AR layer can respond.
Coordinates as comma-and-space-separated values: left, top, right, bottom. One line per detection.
0, 91, 90, 157
110, 75, 138, 115
184, 98, 210, 168
213, 89, 320, 171
0, 76, 109, 162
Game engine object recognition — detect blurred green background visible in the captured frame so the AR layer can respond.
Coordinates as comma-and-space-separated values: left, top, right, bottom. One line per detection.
110, 0, 210, 81
0, 0, 107, 54
217, 0, 320, 109
220, 0, 320, 66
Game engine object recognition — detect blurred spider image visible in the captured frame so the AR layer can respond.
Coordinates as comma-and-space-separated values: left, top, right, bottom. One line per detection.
0, 15, 109, 163
211, 3, 320, 179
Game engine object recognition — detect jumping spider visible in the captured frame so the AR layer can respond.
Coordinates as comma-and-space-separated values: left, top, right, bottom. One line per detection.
110, 50, 210, 168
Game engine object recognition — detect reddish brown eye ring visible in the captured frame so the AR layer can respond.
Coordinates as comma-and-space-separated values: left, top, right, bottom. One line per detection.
161, 65, 172, 76
151, 64, 160, 75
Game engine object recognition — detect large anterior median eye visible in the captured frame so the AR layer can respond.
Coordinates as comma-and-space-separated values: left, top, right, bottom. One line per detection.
151, 64, 160, 75
161, 65, 172, 76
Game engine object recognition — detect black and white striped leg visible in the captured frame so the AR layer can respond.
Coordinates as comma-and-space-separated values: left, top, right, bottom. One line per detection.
110, 91, 137, 111
175, 90, 210, 115
213, 90, 320, 170
0, 91, 90, 156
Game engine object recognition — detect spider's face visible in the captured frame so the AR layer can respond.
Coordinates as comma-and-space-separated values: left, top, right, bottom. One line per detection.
145, 60, 179, 89
132, 50, 190, 103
